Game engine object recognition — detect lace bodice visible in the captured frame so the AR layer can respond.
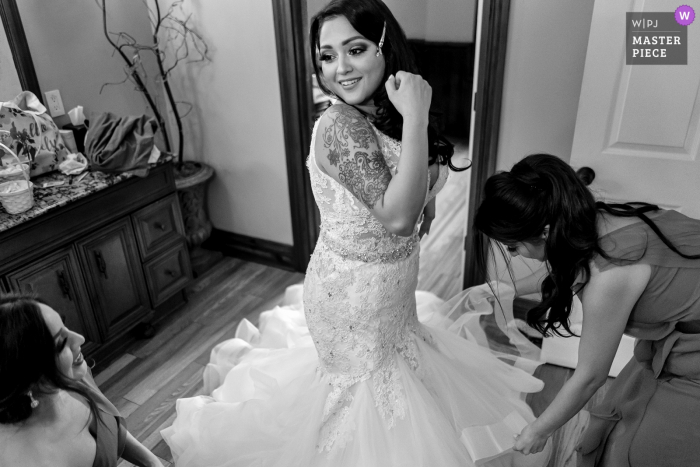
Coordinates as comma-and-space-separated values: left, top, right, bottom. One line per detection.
304, 114, 449, 451
307, 117, 449, 263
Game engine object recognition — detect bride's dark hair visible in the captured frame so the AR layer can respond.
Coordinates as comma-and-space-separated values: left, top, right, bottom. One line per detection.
0, 293, 100, 425
309, 0, 466, 171
473, 153, 700, 336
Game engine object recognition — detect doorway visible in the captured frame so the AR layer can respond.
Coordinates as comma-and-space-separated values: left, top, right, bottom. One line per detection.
272, 0, 509, 292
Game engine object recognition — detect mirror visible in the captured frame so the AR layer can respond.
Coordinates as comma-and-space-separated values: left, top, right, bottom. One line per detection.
0, 18, 23, 99
0, 0, 42, 102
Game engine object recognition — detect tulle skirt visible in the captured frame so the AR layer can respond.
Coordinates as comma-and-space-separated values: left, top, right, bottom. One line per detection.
162, 286, 551, 467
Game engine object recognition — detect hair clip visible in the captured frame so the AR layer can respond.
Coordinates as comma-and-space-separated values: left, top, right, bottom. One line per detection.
28, 390, 39, 409
376, 21, 386, 56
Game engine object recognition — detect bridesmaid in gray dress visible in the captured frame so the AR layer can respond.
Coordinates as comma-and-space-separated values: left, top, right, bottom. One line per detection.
474, 153, 700, 466
0, 294, 163, 467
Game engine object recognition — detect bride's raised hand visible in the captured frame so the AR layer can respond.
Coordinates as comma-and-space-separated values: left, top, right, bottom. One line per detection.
385, 71, 431, 126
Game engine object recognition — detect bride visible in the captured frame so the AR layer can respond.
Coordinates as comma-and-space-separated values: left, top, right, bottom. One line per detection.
162, 1, 551, 465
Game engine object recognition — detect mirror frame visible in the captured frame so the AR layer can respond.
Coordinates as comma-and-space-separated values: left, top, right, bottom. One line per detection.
0, 0, 42, 103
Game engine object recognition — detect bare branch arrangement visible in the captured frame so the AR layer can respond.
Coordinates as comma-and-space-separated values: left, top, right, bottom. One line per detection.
98, 0, 209, 169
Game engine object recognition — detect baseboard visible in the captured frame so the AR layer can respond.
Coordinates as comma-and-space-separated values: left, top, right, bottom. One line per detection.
205, 229, 296, 271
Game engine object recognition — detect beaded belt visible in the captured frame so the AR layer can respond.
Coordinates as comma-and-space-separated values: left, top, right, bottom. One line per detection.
318, 231, 417, 264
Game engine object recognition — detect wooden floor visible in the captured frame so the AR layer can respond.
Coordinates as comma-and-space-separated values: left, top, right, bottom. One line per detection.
96, 259, 305, 467
97, 142, 603, 467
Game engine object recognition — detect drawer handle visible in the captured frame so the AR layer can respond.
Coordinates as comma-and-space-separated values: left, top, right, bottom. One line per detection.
154, 222, 167, 232
57, 271, 73, 301
165, 269, 176, 278
94, 250, 109, 279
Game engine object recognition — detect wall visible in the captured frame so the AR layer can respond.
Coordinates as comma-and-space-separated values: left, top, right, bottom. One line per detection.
424, 0, 476, 42
16, 0, 162, 130
156, 0, 293, 244
383, 0, 428, 40
491, 0, 596, 292
307, 0, 476, 43
0, 20, 23, 100
497, 0, 595, 172
16, 0, 293, 245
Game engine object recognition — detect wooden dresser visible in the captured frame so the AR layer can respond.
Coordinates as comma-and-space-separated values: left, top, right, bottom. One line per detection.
0, 163, 192, 366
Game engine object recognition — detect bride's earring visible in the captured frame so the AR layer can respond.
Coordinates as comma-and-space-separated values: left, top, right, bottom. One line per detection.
376, 22, 386, 57
28, 390, 39, 409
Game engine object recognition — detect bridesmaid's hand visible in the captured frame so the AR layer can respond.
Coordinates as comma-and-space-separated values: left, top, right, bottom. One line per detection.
513, 423, 550, 455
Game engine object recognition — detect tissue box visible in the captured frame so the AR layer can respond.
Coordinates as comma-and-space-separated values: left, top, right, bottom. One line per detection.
541, 333, 635, 377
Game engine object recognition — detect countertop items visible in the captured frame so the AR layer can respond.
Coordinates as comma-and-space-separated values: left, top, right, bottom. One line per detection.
0, 156, 171, 231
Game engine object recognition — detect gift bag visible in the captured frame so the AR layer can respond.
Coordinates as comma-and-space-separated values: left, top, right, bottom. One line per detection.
0, 91, 69, 177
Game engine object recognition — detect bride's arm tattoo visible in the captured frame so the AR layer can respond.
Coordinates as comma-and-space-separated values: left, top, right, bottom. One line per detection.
322, 105, 391, 209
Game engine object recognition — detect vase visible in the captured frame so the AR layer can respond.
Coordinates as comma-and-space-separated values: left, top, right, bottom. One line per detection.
174, 161, 218, 276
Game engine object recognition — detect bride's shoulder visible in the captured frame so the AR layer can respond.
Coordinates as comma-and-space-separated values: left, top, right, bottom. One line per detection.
314, 104, 378, 155
316, 103, 370, 131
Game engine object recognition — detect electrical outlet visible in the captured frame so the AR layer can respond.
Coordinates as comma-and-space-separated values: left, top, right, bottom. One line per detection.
44, 89, 66, 117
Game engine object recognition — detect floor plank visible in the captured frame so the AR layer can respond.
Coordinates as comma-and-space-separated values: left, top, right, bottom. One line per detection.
94, 353, 137, 386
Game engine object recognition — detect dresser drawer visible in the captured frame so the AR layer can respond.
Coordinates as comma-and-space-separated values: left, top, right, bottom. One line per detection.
143, 241, 192, 307
132, 194, 185, 259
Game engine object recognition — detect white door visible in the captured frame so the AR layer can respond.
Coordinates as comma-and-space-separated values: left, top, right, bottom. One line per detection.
571, 0, 700, 219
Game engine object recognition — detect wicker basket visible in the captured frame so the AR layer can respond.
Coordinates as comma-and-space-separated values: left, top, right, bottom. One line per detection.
0, 143, 34, 214
0, 142, 30, 183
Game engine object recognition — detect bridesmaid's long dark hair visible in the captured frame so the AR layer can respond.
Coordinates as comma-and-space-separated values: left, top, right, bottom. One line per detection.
0, 293, 101, 425
473, 154, 700, 336
309, 0, 467, 171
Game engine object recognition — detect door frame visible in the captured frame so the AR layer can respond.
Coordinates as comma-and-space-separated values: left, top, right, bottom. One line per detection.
463, 0, 510, 288
272, 0, 320, 272
271, 0, 510, 279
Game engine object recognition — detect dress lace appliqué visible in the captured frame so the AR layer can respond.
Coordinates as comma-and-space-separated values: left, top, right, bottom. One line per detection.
305, 117, 446, 452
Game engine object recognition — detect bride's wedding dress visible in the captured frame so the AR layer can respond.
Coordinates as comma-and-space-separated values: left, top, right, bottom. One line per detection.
162, 118, 551, 467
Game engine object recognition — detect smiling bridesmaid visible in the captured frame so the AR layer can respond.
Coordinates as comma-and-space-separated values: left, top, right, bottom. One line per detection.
0, 293, 163, 467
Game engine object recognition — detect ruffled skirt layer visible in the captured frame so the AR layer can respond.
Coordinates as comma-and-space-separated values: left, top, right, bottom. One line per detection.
162, 287, 551, 467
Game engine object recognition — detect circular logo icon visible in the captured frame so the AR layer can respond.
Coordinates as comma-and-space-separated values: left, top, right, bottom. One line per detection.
675, 5, 695, 26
